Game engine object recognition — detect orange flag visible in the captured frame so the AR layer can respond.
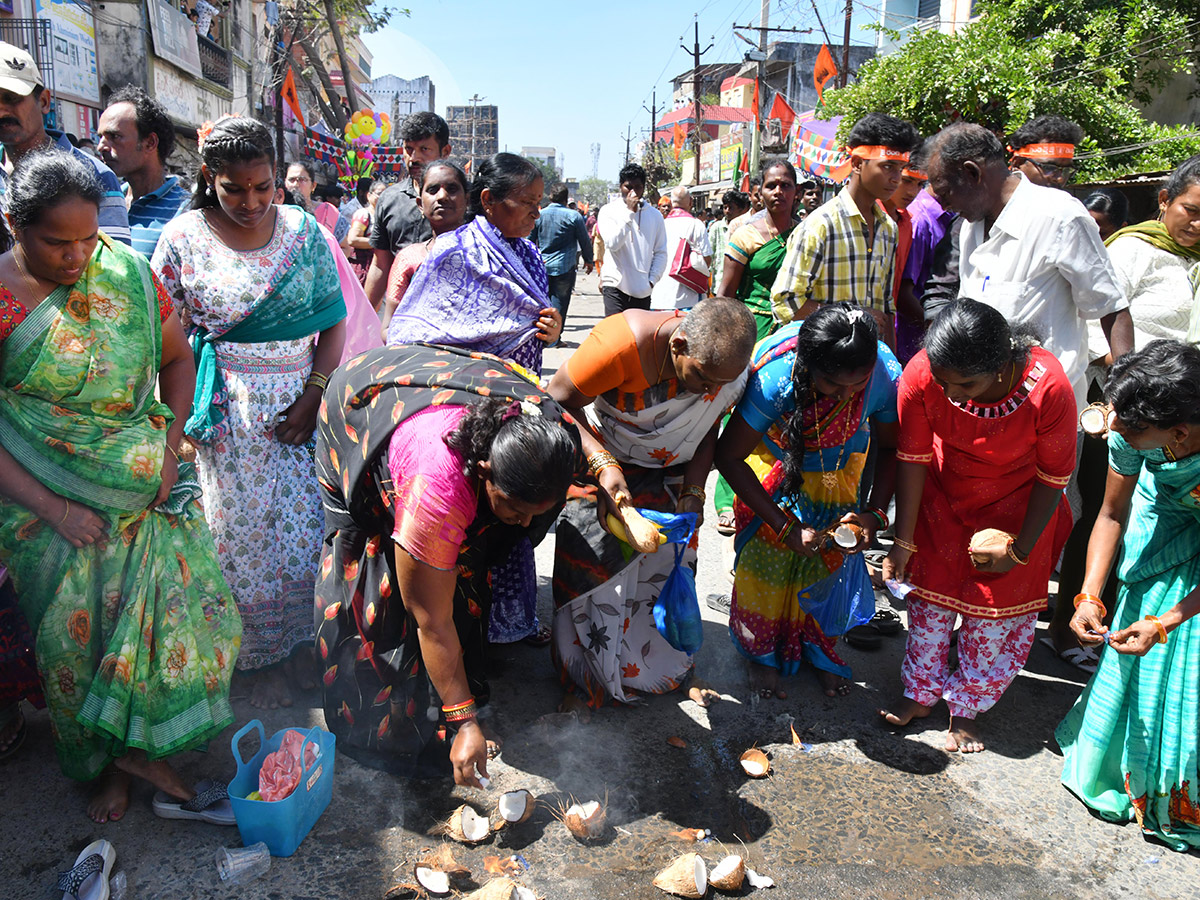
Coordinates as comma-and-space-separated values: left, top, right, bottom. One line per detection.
768, 92, 796, 140
281, 66, 305, 127
752, 77, 760, 125
814, 43, 838, 102
672, 122, 685, 160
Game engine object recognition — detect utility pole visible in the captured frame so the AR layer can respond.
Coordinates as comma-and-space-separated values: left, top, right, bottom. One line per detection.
810, 0, 834, 47
467, 93, 485, 172
679, 16, 713, 185
642, 90, 659, 151
622, 125, 632, 165
841, 0, 852, 87
753, 0, 769, 175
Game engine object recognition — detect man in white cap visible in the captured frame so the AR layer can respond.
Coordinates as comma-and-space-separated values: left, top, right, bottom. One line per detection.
0, 42, 130, 244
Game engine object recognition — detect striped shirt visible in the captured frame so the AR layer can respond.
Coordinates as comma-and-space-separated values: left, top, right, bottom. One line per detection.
129, 175, 190, 257
769, 186, 896, 323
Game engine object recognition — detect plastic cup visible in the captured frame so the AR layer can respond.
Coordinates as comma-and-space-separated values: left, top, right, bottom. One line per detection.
215, 842, 271, 885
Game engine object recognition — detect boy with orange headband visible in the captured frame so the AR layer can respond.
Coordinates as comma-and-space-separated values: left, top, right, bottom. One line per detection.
770, 113, 921, 345
1007, 116, 1082, 190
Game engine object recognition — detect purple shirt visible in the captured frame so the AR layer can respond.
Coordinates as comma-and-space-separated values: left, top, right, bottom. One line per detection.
902, 188, 957, 300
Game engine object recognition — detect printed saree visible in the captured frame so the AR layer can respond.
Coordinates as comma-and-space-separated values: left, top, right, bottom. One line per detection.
385, 216, 550, 372
1057, 433, 1200, 851
0, 237, 241, 780
314, 344, 581, 777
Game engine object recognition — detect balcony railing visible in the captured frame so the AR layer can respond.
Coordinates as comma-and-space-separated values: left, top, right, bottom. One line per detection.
197, 34, 231, 88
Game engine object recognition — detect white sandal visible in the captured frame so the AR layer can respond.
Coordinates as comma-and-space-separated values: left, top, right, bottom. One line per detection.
57, 839, 116, 900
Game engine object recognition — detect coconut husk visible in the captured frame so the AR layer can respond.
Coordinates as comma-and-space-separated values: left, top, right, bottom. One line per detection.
560, 799, 607, 841
1080, 403, 1111, 436
607, 503, 665, 554
412, 867, 451, 897
432, 804, 490, 844
739, 748, 770, 778
652, 852, 708, 898
829, 522, 863, 549
967, 528, 1015, 565
496, 789, 535, 826
709, 854, 746, 892
417, 845, 470, 880
462, 878, 519, 900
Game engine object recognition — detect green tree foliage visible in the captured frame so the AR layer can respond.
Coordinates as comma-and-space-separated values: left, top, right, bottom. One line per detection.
821, 0, 1200, 179
522, 156, 563, 203
578, 177, 613, 209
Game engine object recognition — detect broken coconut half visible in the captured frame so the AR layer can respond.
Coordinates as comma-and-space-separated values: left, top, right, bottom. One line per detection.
413, 867, 451, 897
440, 804, 491, 844
496, 789, 535, 826
413, 845, 470, 895
709, 854, 746, 891
829, 522, 862, 549
559, 799, 607, 841
652, 852, 708, 898
462, 878, 537, 900
739, 748, 771, 778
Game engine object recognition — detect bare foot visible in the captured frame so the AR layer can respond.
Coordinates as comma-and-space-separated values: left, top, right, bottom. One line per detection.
114, 750, 193, 801
247, 667, 293, 710
87, 769, 132, 823
817, 670, 851, 698
286, 647, 319, 692
557, 693, 592, 723
946, 717, 985, 753
879, 696, 933, 726
687, 678, 720, 707
749, 663, 787, 699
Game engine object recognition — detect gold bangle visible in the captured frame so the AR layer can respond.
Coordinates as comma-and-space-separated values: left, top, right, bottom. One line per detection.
165, 443, 180, 462
588, 450, 620, 476
305, 371, 329, 393
1073, 593, 1107, 619
681, 484, 706, 502
1006, 539, 1030, 566
893, 537, 917, 553
58, 498, 70, 526
1145, 615, 1169, 645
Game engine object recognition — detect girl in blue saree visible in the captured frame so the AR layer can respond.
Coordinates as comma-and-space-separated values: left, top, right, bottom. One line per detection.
154, 117, 345, 710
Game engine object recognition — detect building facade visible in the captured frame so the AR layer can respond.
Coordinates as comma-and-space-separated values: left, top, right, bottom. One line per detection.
365, 74, 435, 133
446, 102, 497, 169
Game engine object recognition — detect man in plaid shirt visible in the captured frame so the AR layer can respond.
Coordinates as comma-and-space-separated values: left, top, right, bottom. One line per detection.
770, 113, 921, 345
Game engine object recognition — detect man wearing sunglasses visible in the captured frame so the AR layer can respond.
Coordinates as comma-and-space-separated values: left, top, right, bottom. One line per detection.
1007, 116, 1082, 189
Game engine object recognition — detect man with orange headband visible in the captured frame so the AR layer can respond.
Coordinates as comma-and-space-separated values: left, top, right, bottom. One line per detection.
1007, 116, 1082, 190
770, 113, 921, 342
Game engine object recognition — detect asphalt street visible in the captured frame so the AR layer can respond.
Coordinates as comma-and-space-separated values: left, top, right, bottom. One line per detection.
2, 272, 1196, 900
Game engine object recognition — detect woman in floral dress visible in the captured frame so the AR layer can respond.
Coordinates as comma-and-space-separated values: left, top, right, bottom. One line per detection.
154, 117, 345, 709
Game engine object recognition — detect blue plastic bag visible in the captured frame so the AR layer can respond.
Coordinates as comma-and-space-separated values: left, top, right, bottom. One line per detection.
639, 509, 703, 654
795, 553, 876, 636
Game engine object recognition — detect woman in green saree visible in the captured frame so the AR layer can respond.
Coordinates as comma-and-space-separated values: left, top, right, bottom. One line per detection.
0, 151, 241, 823
1058, 340, 1200, 851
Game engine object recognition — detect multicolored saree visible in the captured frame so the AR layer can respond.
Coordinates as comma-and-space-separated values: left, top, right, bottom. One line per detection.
0, 237, 241, 780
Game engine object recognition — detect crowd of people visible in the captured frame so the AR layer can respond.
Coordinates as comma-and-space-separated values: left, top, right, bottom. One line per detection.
1, 36, 1200, 865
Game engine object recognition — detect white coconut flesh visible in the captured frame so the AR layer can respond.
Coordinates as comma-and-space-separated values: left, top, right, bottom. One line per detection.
498, 790, 532, 822
741, 759, 766, 776
569, 801, 602, 821
711, 855, 743, 884
457, 806, 490, 842
692, 856, 708, 894
513, 888, 537, 900
832, 525, 858, 548
415, 867, 451, 895
1080, 406, 1106, 434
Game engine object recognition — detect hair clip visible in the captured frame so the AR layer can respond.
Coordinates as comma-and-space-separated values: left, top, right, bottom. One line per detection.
844, 308, 866, 324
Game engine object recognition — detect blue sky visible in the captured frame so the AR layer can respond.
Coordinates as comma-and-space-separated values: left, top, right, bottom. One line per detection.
361, 0, 876, 183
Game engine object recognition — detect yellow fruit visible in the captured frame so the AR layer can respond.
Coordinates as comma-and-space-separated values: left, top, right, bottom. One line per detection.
606, 513, 667, 552
246, 790, 262, 801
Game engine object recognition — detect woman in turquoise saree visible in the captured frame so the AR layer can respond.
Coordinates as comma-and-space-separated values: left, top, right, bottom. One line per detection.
1058, 340, 1200, 851
0, 152, 241, 822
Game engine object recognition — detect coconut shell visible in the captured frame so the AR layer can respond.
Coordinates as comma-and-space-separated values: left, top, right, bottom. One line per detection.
740, 748, 771, 778
563, 800, 607, 841
1080, 404, 1109, 436
652, 852, 708, 898
612, 504, 664, 554
417, 845, 470, 879
447, 804, 491, 844
967, 528, 1015, 565
413, 867, 452, 896
496, 789, 535, 826
463, 878, 519, 900
709, 854, 746, 892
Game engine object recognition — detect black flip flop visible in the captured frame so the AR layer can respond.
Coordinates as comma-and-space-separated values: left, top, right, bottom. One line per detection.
843, 624, 884, 650
870, 608, 903, 635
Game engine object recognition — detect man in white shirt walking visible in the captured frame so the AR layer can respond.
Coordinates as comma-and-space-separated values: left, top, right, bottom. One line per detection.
597, 163, 668, 316
923, 123, 1132, 415
651, 185, 713, 310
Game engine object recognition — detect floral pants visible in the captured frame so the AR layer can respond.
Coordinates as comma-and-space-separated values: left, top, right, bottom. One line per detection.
901, 599, 1037, 719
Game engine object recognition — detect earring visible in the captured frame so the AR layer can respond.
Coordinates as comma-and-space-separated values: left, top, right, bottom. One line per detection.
997, 373, 1003, 382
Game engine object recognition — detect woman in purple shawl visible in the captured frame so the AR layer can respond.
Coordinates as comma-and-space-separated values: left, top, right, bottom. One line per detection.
387, 153, 562, 646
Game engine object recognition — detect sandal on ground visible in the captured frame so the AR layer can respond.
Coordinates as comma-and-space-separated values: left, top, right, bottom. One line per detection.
715, 510, 737, 535
843, 624, 883, 650
1038, 636, 1099, 674
0, 705, 26, 762
152, 778, 236, 825
57, 839, 116, 900
869, 607, 903, 636
521, 625, 553, 648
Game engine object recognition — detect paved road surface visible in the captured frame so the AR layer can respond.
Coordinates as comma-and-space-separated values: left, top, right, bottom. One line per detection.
3, 272, 1195, 899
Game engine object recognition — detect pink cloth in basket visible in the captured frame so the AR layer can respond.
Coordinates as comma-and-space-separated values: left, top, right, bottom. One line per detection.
259, 729, 319, 802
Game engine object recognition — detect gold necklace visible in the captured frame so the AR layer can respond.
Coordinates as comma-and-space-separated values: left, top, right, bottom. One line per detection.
14, 247, 50, 305
653, 313, 681, 383
811, 387, 849, 492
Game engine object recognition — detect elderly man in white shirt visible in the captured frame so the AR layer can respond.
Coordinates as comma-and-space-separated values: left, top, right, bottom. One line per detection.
597, 162, 668, 316
923, 123, 1133, 415
651, 184, 713, 310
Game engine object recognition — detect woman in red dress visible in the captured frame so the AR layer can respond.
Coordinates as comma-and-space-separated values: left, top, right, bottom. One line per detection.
880, 299, 1076, 752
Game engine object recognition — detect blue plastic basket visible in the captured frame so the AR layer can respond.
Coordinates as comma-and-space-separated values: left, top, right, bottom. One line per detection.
227, 719, 336, 857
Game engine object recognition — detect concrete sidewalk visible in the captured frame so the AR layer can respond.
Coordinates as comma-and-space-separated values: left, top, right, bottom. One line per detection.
2, 272, 1195, 899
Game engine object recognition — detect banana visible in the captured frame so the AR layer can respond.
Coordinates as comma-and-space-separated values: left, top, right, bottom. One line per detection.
606, 511, 667, 552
